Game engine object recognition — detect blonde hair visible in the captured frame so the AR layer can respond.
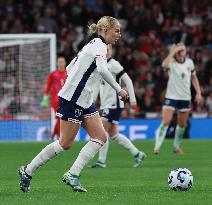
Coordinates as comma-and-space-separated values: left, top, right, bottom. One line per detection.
87, 16, 118, 36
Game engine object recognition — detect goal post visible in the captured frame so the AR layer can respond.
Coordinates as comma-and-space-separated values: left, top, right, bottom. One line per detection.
0, 34, 56, 141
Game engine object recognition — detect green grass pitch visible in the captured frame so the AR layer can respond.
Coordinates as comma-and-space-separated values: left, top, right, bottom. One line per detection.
0, 140, 212, 205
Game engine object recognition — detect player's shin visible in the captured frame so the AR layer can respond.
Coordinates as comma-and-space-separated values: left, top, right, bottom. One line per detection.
68, 139, 104, 176
112, 133, 139, 156
98, 136, 109, 164
154, 123, 169, 152
173, 125, 185, 149
25, 140, 64, 176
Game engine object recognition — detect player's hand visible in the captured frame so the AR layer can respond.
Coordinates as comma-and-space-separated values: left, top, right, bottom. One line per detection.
195, 93, 202, 105
130, 102, 137, 110
174, 44, 185, 54
40, 95, 49, 108
118, 89, 129, 102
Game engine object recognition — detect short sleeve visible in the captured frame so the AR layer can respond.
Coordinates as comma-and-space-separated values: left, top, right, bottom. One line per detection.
109, 59, 124, 75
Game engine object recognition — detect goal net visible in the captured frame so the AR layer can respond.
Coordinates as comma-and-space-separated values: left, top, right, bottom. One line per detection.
0, 34, 56, 141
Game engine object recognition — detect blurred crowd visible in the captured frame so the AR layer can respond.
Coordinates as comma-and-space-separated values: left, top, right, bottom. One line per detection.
0, 0, 211, 118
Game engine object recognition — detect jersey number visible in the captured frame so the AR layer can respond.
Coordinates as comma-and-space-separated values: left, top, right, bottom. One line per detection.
181, 73, 185, 79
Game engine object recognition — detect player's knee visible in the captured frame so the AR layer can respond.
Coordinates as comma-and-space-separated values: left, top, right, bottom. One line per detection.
162, 117, 171, 126
178, 123, 186, 128
162, 121, 170, 126
59, 140, 73, 150
99, 132, 107, 143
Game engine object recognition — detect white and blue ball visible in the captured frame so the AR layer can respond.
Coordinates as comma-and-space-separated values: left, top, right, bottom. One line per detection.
168, 168, 193, 191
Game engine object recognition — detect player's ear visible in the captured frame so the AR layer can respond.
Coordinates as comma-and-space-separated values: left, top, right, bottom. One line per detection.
104, 28, 109, 33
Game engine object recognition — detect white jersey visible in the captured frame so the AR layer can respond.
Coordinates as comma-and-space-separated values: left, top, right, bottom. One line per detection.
97, 58, 136, 110
99, 58, 124, 109
58, 37, 121, 108
165, 57, 196, 100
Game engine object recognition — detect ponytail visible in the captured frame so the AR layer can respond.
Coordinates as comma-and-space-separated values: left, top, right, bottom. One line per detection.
87, 23, 98, 36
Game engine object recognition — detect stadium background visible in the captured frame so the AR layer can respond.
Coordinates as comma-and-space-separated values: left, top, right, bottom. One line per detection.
0, 0, 211, 140
0, 1, 212, 205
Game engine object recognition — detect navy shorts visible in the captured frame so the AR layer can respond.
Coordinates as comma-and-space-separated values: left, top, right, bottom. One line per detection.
163, 98, 191, 112
56, 97, 98, 124
100, 108, 123, 124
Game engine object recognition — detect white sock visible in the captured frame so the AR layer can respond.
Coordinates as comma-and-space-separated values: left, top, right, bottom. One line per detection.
69, 139, 104, 176
154, 123, 169, 151
26, 140, 64, 176
112, 133, 139, 156
98, 137, 109, 164
173, 125, 185, 148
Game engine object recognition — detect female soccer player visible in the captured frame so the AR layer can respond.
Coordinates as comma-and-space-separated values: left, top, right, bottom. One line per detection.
153, 43, 202, 154
90, 45, 146, 168
18, 16, 128, 193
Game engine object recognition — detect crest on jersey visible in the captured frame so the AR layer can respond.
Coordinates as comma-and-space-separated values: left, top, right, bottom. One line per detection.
181, 73, 185, 79
75, 109, 82, 117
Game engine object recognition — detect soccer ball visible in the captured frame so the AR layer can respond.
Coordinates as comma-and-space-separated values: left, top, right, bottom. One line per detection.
168, 168, 193, 191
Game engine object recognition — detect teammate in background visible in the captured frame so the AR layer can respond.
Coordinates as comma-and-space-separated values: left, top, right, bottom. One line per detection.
90, 45, 146, 168
41, 57, 67, 140
153, 43, 202, 154
18, 16, 128, 193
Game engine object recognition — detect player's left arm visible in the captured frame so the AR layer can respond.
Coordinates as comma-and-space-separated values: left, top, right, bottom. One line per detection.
120, 73, 137, 109
191, 73, 202, 104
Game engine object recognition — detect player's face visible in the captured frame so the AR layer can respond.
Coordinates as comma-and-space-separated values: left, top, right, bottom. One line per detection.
175, 49, 186, 63
57, 58, 66, 70
105, 22, 121, 45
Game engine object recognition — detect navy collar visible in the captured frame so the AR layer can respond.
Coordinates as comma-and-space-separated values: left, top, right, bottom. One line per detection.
90, 34, 106, 44
175, 57, 186, 64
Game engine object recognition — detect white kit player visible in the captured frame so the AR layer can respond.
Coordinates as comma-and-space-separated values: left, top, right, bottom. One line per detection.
18, 16, 128, 193
90, 45, 146, 168
154, 43, 202, 154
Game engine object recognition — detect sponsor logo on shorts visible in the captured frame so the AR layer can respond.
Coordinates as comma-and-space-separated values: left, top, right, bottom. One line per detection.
165, 99, 170, 105
75, 109, 82, 117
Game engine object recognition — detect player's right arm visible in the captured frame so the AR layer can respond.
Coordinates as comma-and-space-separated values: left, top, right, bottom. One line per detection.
120, 73, 137, 109
162, 44, 185, 69
93, 39, 128, 101
96, 57, 128, 101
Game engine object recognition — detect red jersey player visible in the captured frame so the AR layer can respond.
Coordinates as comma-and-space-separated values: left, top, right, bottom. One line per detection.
41, 57, 67, 140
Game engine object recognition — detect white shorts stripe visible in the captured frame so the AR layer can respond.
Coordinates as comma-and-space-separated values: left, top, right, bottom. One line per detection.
56, 112, 63, 117
163, 105, 190, 112
84, 111, 99, 118
101, 117, 119, 125
178, 108, 190, 112
163, 105, 175, 110
67, 118, 81, 124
